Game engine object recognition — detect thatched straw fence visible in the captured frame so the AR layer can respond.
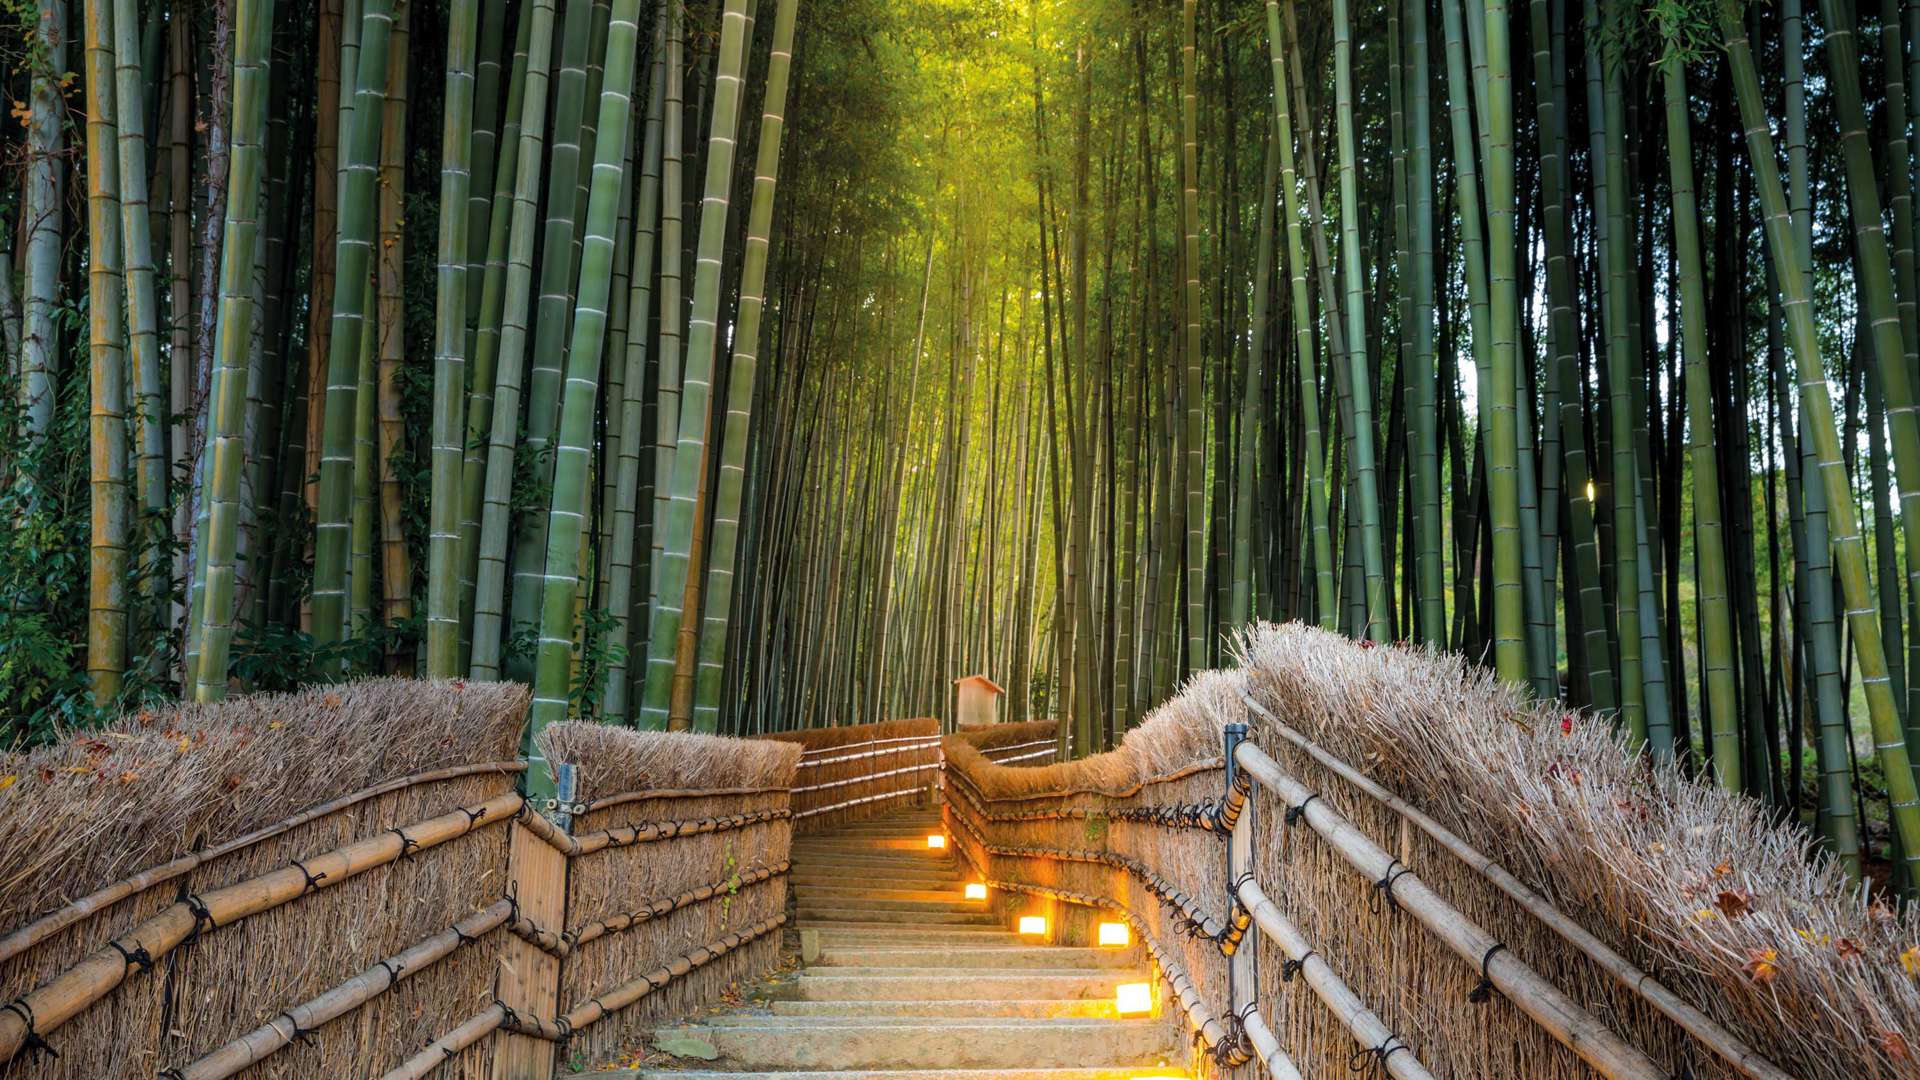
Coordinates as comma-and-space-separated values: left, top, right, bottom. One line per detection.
953, 721, 1059, 767
764, 718, 941, 830
0, 684, 798, 1079
941, 623, 1888, 1080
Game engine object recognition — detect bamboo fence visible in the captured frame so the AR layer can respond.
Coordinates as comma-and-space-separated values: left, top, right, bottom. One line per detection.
953, 720, 1059, 766
0, 688, 798, 1079
940, 648, 1825, 1080
764, 717, 942, 829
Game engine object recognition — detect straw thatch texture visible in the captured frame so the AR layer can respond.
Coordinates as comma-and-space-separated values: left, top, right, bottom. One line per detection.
541, 724, 797, 1064
1239, 620, 1916, 1080
766, 718, 941, 829
0, 680, 529, 1080
954, 721, 1059, 766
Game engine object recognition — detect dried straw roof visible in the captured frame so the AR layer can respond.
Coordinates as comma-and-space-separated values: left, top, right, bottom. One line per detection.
540, 722, 802, 803
0, 678, 528, 935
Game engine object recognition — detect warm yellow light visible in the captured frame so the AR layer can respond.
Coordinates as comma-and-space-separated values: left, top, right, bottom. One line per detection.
964, 882, 988, 900
1128, 1075, 1186, 1080
1018, 915, 1048, 936
1585, 479, 1596, 503
1097, 921, 1131, 947
1115, 982, 1154, 1014
926, 834, 946, 849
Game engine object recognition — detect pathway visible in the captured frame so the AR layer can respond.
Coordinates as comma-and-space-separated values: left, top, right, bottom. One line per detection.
619, 805, 1181, 1078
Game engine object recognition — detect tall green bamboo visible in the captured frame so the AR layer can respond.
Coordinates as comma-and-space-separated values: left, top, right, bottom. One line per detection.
527, 0, 645, 772
506, 0, 599, 677
1332, 0, 1387, 642
693, 0, 801, 731
111, 0, 165, 535
641, 0, 753, 730
19, 0, 65, 502
1406, 0, 1442, 645
1481, 0, 1524, 684
1717, 0, 1920, 880
82, 0, 128, 704
1178, 0, 1207, 670
601, 11, 667, 724
312, 0, 398, 656
189, 0, 276, 700
470, 0, 557, 679
1230, 129, 1276, 630
1655, 27, 1739, 787
426, 0, 480, 676
649, 0, 687, 629
1266, 0, 1334, 631
458, 6, 533, 670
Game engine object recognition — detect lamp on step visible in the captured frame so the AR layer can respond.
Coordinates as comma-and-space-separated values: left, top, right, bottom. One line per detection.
964, 882, 988, 900
1115, 982, 1153, 1015
1097, 921, 1130, 947
1018, 915, 1047, 936
926, 833, 947, 850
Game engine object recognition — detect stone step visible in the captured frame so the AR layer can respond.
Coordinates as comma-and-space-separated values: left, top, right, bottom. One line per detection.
771, 999, 1122, 1019
651, 1017, 1173, 1070
793, 837, 949, 853
795, 907, 998, 926
805, 926, 1021, 946
792, 969, 1132, 1002
791, 869, 964, 889
793, 919, 1014, 934
791, 885, 977, 904
794, 891, 983, 907
789, 853, 960, 873
815, 946, 1138, 971
618, 1060, 1167, 1068
619, 1070, 1172, 1079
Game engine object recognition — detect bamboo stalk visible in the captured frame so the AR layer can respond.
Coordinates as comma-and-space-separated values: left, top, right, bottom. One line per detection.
1232, 742, 1663, 1079
383, 1005, 503, 1080
0, 792, 521, 1062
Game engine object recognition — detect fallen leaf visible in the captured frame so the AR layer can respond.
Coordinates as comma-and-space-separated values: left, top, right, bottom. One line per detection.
0, 775, 15, 793
1740, 948, 1779, 985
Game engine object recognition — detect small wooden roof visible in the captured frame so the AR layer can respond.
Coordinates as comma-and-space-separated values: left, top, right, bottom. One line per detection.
952, 674, 1006, 696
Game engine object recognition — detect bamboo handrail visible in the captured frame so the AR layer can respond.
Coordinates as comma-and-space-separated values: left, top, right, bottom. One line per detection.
792, 760, 939, 794
506, 862, 791, 959
583, 783, 791, 812
165, 901, 514, 1079
0, 792, 523, 1064
383, 1005, 503, 1080
1234, 743, 1662, 1080
794, 785, 930, 820
1235, 875, 1434, 1080
0, 759, 525, 965
516, 806, 791, 857
942, 756, 1223, 803
1236, 688, 1793, 1080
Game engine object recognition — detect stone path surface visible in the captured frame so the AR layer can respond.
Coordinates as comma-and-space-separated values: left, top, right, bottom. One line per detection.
613, 805, 1181, 1079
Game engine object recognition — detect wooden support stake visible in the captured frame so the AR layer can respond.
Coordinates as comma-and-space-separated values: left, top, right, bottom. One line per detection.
491, 817, 568, 1080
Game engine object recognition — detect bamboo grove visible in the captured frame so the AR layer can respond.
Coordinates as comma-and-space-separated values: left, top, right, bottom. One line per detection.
5, 0, 1920, 880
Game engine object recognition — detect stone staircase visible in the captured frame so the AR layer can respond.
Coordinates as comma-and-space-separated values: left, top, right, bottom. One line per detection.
620, 805, 1181, 1079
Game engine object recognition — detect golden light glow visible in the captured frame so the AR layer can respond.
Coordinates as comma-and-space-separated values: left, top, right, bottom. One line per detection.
926, 834, 946, 849
964, 882, 988, 900
1018, 915, 1048, 936
1097, 921, 1131, 947
1585, 479, 1596, 503
1127, 1075, 1186, 1080
1115, 982, 1154, 1014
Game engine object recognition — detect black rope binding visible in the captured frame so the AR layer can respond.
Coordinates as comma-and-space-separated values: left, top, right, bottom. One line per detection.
1348, 1036, 1408, 1076
1468, 943, 1506, 1004
1367, 862, 1413, 916
1281, 950, 1316, 983
379, 959, 405, 987
1285, 793, 1320, 827
453, 922, 478, 947
184, 893, 216, 944
108, 939, 154, 975
462, 806, 488, 828
5, 1000, 56, 1061
388, 826, 419, 861
291, 859, 328, 894
280, 1011, 318, 1046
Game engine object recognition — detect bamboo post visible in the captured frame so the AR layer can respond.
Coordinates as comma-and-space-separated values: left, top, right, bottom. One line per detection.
491, 779, 571, 1080
1223, 720, 1255, 1080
